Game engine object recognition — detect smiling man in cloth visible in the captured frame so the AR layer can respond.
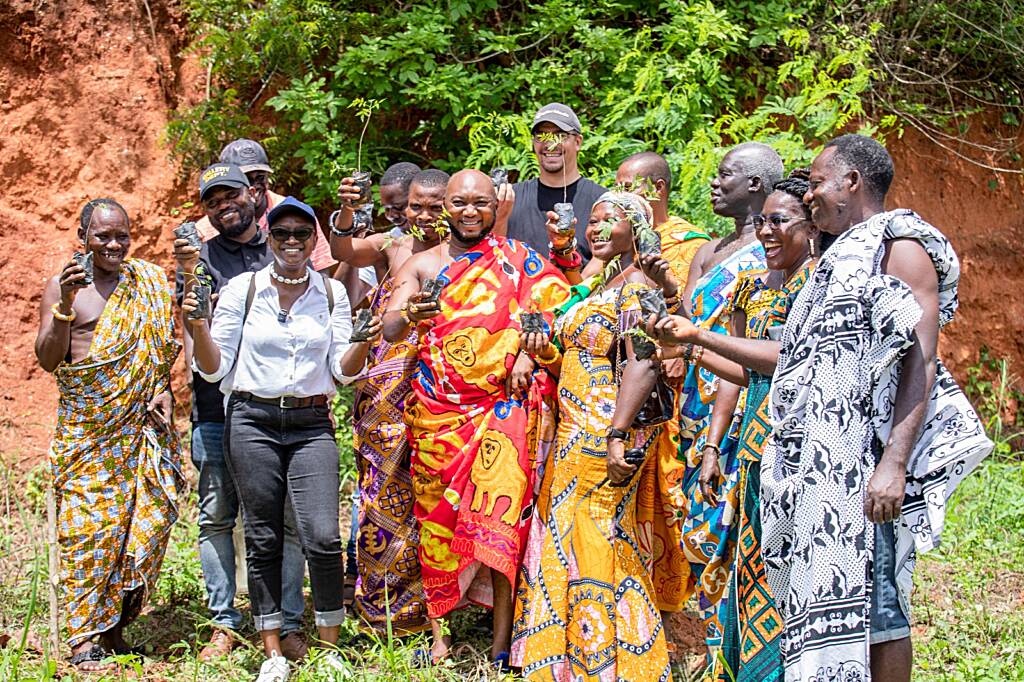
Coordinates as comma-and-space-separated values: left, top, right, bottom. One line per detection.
761, 134, 992, 682
384, 169, 569, 670
36, 199, 183, 672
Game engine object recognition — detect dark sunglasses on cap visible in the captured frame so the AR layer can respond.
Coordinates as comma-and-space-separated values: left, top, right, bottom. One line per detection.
269, 227, 315, 243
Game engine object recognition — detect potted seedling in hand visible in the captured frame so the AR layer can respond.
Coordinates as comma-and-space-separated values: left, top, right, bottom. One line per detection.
420, 277, 445, 306
350, 308, 377, 342
625, 326, 657, 361
174, 221, 202, 250
520, 291, 546, 336
73, 251, 94, 286
353, 202, 375, 234
348, 97, 383, 206
637, 287, 669, 322
489, 167, 509, 189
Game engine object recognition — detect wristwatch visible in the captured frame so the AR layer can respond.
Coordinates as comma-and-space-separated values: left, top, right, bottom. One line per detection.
606, 427, 629, 442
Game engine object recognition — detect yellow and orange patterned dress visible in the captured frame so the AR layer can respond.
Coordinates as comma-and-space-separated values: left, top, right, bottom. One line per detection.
49, 258, 183, 647
405, 236, 569, 618
511, 282, 671, 682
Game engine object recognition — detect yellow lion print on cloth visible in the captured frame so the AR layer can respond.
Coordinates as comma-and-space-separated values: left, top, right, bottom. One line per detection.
469, 429, 528, 526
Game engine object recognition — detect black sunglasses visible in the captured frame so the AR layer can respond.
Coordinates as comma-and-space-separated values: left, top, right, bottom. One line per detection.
269, 227, 315, 243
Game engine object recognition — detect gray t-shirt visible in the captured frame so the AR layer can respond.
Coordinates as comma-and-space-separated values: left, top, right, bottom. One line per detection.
506, 177, 607, 261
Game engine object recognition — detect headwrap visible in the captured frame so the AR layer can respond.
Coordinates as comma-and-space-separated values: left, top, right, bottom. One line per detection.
593, 191, 654, 234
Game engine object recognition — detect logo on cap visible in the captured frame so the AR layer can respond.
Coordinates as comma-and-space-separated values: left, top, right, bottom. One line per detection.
201, 165, 231, 183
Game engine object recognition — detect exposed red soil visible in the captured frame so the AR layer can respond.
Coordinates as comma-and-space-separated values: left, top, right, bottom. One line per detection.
1, 1, 1021, 471
0, 0, 200, 467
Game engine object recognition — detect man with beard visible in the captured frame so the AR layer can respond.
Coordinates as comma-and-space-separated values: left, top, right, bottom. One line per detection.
37, 199, 182, 672
328, 168, 448, 634
196, 138, 336, 274
383, 170, 569, 670
761, 134, 991, 682
175, 164, 310, 662
505, 103, 607, 260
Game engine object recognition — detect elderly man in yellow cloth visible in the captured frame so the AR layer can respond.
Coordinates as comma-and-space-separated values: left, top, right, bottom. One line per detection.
35, 198, 183, 673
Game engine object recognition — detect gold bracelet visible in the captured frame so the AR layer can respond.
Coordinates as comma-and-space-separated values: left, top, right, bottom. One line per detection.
535, 345, 559, 365
51, 302, 76, 322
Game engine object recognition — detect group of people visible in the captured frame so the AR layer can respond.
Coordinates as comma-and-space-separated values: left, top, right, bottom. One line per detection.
37, 101, 993, 682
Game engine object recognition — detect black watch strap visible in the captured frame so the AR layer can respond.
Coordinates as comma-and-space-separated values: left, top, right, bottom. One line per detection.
606, 427, 629, 442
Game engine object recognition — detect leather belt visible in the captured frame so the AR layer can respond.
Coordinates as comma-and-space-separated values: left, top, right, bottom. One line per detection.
233, 391, 329, 409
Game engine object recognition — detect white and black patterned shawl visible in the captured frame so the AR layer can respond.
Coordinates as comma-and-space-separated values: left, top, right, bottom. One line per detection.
761, 209, 992, 681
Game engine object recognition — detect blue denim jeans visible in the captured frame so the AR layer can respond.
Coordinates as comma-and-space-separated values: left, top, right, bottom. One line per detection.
192, 422, 306, 634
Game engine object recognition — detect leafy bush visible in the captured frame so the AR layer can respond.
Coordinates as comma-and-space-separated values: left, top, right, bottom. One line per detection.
168, 0, 895, 234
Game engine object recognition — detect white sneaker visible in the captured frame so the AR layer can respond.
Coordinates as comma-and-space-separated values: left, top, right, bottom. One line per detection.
255, 652, 290, 682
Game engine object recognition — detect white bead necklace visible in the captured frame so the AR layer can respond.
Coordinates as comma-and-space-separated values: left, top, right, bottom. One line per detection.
270, 266, 310, 286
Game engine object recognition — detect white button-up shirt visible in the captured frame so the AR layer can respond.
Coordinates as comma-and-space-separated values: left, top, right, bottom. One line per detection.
197, 265, 355, 398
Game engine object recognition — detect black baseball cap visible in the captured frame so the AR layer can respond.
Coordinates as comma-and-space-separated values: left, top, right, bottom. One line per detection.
219, 138, 273, 174
532, 103, 582, 134
199, 163, 250, 200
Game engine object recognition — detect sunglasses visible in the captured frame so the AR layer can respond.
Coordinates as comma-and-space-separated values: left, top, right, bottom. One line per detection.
270, 227, 315, 243
751, 213, 807, 229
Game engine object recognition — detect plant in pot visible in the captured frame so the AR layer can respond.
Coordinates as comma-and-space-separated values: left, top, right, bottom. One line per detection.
535, 131, 575, 237
347, 97, 383, 206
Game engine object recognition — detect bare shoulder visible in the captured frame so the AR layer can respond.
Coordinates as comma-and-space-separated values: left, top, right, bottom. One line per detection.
882, 238, 938, 291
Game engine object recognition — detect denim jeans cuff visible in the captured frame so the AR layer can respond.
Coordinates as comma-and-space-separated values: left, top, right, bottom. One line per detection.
314, 608, 346, 627
869, 625, 911, 645
253, 611, 284, 631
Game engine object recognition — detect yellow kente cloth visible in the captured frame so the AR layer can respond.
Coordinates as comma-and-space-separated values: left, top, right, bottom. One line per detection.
511, 282, 671, 682
406, 237, 569, 618
49, 258, 183, 647
658, 216, 710, 285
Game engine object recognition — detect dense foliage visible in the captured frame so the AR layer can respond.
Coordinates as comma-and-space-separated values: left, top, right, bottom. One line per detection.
166, 0, 1019, 233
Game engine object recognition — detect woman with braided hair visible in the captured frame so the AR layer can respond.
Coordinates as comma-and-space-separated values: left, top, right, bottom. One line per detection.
647, 169, 820, 681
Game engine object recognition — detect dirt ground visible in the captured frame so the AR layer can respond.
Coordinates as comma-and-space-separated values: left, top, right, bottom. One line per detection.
0, 4, 1021, 470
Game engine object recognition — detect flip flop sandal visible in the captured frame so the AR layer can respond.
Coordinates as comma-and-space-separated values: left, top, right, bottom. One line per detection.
493, 651, 512, 674
70, 644, 114, 672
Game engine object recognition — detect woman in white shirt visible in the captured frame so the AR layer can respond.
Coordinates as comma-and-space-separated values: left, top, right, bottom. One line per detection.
184, 197, 362, 682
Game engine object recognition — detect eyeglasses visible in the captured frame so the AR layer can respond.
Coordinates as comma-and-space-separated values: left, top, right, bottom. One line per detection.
269, 227, 315, 243
751, 214, 807, 229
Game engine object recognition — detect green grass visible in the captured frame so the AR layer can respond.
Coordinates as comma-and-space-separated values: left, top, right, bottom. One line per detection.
2, 390, 1021, 680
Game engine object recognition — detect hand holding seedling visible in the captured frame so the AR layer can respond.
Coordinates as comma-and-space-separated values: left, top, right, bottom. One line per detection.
546, 212, 575, 251
638, 253, 678, 297
406, 291, 441, 323
646, 314, 698, 347
337, 177, 363, 209
58, 257, 88, 304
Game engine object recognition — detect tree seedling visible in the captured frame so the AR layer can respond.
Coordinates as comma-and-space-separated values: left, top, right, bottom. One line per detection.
625, 326, 657, 360
420, 277, 444, 304
73, 251, 94, 286
189, 284, 212, 320
348, 97, 382, 205
554, 202, 574, 234
174, 221, 202, 249
637, 287, 668, 321
350, 308, 374, 342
